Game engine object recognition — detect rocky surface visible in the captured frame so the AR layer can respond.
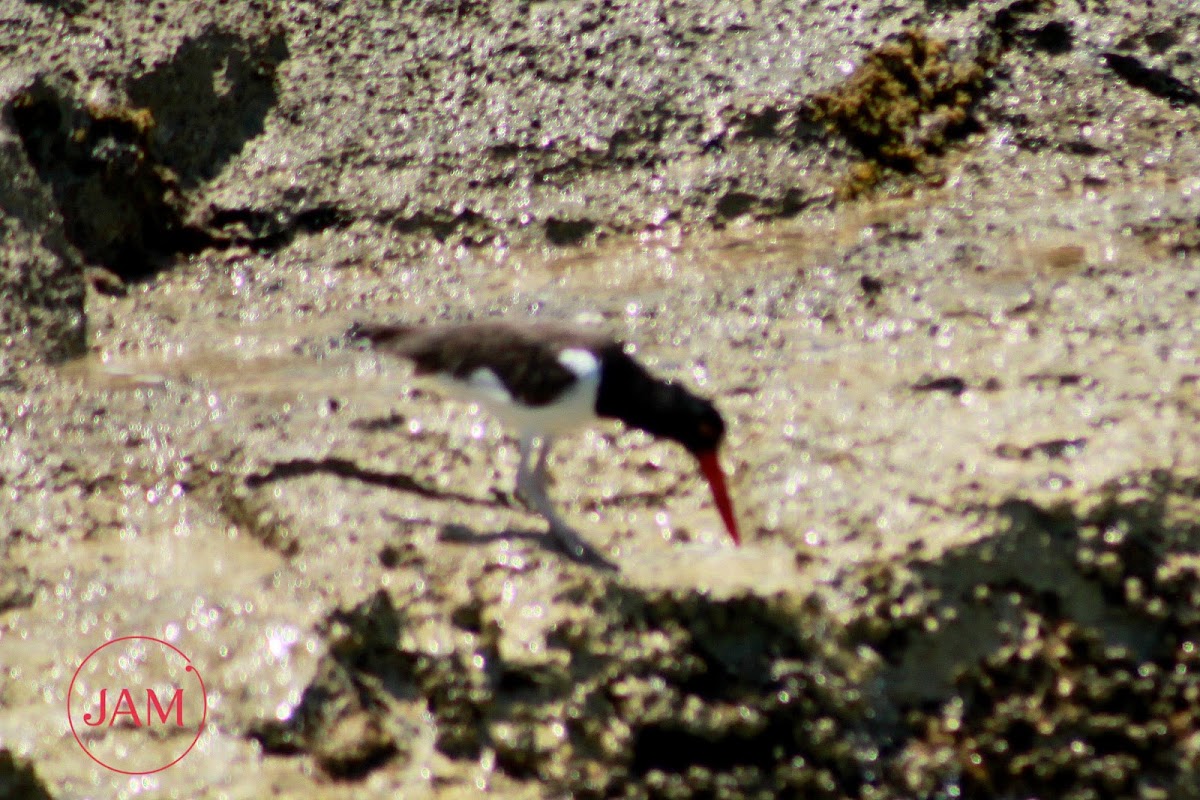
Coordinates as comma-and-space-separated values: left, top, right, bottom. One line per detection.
3, 0, 1200, 798
0, 75, 85, 374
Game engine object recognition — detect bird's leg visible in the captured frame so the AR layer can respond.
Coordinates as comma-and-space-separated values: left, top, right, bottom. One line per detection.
514, 432, 541, 510
516, 434, 559, 519
533, 433, 554, 488
513, 435, 601, 562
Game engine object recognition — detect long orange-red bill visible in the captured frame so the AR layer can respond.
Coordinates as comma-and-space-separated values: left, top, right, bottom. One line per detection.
696, 450, 741, 546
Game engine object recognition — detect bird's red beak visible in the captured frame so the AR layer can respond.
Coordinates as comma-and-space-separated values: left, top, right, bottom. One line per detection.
696, 450, 741, 546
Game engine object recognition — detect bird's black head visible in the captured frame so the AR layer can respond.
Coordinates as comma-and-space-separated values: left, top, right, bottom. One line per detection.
595, 346, 742, 546
661, 387, 726, 455
595, 349, 727, 455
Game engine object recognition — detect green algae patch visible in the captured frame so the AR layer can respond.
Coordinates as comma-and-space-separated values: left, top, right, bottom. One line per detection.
249, 471, 1200, 798
262, 583, 881, 798
878, 473, 1200, 799
811, 29, 988, 196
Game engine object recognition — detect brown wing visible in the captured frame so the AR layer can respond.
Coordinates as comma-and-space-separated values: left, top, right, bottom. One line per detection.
352, 320, 619, 407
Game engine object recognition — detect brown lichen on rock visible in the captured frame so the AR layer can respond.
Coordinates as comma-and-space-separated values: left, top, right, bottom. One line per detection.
812, 29, 988, 195
10, 79, 195, 280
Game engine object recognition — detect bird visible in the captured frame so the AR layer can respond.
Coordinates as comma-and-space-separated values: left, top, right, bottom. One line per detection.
347, 319, 741, 556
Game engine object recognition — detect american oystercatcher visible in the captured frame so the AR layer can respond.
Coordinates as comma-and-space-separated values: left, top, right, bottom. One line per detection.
348, 319, 741, 554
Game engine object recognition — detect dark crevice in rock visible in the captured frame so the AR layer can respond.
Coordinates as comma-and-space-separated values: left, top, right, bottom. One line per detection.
0, 750, 53, 800
714, 191, 757, 220
8, 26, 288, 280
22, 0, 86, 14
204, 204, 350, 250
9, 78, 208, 280
1102, 52, 1200, 107
630, 722, 780, 775
388, 208, 490, 245
912, 375, 968, 396
544, 216, 597, 245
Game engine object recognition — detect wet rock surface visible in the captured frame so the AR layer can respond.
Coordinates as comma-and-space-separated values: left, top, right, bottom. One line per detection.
3, 0, 1200, 798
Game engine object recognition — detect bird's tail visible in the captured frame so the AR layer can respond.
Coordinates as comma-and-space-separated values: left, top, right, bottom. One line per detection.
345, 321, 420, 347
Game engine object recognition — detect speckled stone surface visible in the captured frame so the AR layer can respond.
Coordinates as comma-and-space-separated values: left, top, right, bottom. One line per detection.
4, 1, 1200, 798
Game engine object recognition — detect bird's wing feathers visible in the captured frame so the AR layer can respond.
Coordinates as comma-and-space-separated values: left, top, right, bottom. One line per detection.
352, 320, 617, 407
